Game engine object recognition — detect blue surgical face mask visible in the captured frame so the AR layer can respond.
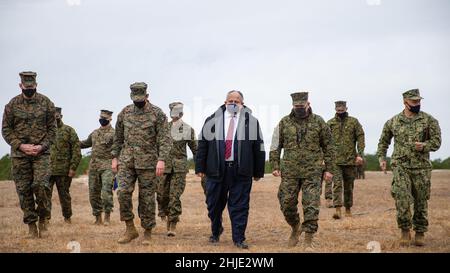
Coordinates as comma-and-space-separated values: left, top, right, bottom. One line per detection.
226, 103, 239, 115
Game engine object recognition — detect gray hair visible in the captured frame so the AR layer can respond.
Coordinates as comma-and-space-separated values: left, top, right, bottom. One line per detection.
226, 90, 244, 102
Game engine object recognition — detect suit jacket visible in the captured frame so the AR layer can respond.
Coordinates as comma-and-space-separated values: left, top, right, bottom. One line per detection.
195, 105, 265, 179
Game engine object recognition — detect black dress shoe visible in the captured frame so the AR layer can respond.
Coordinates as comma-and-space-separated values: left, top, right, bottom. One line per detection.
234, 241, 249, 249
209, 226, 224, 244
209, 235, 219, 243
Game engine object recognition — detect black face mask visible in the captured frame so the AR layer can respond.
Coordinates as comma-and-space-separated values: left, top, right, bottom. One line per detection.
22, 88, 36, 98
294, 107, 308, 118
134, 101, 146, 109
99, 118, 110, 126
337, 112, 348, 119
407, 103, 421, 114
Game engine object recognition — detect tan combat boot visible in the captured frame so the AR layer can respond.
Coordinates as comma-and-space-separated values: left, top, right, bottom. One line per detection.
39, 218, 48, 231
104, 213, 111, 226
94, 214, 103, 225
64, 218, 71, 224
142, 229, 152, 246
161, 215, 167, 222
168, 222, 177, 237
27, 223, 39, 239
304, 233, 314, 248
38, 221, 48, 238
117, 220, 139, 244
333, 207, 342, 220
400, 229, 411, 247
326, 199, 333, 208
414, 232, 425, 247
345, 208, 352, 217
288, 223, 301, 248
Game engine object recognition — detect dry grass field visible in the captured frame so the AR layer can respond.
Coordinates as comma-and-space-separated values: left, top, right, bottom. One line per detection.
0, 171, 449, 253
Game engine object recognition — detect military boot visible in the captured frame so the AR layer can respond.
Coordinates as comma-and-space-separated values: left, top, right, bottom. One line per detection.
333, 207, 342, 220
94, 214, 103, 225
39, 218, 48, 231
117, 220, 139, 244
288, 223, 301, 248
168, 222, 177, 237
38, 221, 48, 238
104, 212, 111, 226
414, 232, 425, 247
142, 229, 152, 246
326, 199, 333, 208
304, 233, 314, 248
64, 218, 71, 224
27, 223, 39, 239
400, 229, 411, 247
345, 208, 352, 217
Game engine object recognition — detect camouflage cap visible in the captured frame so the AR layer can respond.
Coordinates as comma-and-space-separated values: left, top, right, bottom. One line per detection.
130, 82, 148, 102
100, 109, 113, 119
19, 71, 37, 88
290, 92, 309, 105
335, 101, 347, 108
169, 102, 183, 111
403, 89, 423, 100
55, 107, 62, 114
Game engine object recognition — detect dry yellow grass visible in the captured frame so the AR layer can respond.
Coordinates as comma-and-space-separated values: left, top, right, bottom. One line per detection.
0, 171, 449, 253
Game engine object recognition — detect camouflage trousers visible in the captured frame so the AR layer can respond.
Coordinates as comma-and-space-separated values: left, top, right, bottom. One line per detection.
88, 168, 114, 216
117, 167, 157, 230
47, 175, 72, 220
392, 166, 431, 233
157, 171, 187, 223
356, 165, 365, 180
325, 165, 356, 208
278, 175, 321, 234
11, 155, 50, 225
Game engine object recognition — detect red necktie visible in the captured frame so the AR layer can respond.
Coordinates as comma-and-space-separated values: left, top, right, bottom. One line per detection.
225, 116, 235, 160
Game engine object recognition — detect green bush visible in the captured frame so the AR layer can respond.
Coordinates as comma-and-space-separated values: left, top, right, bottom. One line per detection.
0, 154, 12, 180
1, 153, 449, 181
76, 155, 91, 177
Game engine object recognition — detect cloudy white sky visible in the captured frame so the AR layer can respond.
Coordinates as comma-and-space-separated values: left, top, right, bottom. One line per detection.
0, 0, 449, 159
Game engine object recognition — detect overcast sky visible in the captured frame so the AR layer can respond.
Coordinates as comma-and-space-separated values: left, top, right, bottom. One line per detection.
1, 0, 449, 159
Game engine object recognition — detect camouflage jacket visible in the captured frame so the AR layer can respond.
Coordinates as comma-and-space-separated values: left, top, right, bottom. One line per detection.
164, 120, 197, 174
112, 102, 172, 170
270, 110, 336, 178
2, 93, 56, 157
50, 121, 81, 175
327, 114, 365, 166
377, 111, 441, 169
80, 124, 115, 171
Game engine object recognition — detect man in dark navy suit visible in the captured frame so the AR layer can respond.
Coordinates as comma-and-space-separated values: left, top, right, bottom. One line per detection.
195, 90, 266, 249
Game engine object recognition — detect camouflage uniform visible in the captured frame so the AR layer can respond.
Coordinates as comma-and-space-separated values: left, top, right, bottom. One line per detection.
80, 110, 115, 217
356, 159, 366, 180
1, 71, 56, 226
112, 82, 171, 230
157, 102, 197, 224
377, 89, 441, 233
270, 92, 335, 234
48, 108, 81, 220
327, 101, 365, 209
